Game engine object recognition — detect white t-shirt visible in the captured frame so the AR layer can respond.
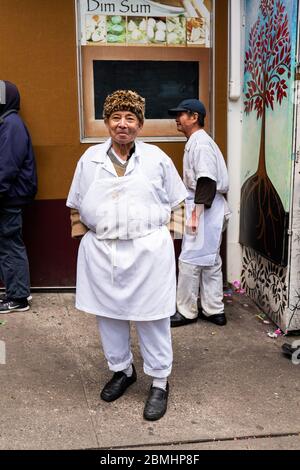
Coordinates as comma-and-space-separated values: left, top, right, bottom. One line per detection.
183, 129, 229, 194
67, 138, 187, 213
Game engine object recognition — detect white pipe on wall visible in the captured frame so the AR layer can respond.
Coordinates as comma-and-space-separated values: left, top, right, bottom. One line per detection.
229, 0, 242, 100
226, 0, 243, 282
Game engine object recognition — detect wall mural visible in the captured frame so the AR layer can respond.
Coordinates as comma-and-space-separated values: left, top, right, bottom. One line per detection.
241, 246, 288, 330
240, 0, 297, 266
242, 245, 300, 332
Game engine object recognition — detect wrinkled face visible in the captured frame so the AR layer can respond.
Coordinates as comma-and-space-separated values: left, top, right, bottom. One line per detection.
175, 111, 198, 136
105, 111, 143, 145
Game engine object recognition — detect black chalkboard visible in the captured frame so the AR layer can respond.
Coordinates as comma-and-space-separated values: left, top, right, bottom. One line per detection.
93, 60, 199, 120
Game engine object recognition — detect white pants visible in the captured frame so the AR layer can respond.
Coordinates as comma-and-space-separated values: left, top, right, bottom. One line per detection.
97, 316, 172, 378
177, 255, 224, 319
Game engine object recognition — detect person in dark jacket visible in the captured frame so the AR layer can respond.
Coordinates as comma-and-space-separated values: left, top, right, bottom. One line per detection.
0, 80, 37, 313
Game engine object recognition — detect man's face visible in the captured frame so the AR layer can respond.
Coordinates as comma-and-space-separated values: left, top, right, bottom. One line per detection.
105, 111, 142, 145
175, 111, 198, 136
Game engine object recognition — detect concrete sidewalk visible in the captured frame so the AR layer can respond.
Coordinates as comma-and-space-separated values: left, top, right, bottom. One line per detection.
0, 292, 299, 450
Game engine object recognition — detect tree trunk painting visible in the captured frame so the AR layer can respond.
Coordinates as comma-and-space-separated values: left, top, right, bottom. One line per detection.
240, 0, 291, 265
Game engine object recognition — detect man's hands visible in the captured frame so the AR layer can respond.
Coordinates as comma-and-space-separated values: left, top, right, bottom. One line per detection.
185, 204, 203, 235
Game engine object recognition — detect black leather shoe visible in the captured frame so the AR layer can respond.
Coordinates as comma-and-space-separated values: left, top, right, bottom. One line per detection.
198, 311, 227, 326
143, 383, 169, 421
170, 311, 197, 328
100, 364, 137, 402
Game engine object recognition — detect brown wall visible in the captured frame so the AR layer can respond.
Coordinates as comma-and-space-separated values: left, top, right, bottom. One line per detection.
0, 0, 82, 200
0, 0, 228, 286
215, 0, 228, 159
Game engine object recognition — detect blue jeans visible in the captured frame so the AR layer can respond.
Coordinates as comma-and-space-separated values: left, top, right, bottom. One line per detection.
0, 207, 30, 300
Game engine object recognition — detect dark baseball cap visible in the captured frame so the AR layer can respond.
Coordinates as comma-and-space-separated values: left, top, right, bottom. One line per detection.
168, 99, 206, 117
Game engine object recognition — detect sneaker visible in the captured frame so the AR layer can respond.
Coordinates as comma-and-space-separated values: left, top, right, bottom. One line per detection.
0, 293, 32, 303
0, 294, 7, 303
0, 299, 30, 313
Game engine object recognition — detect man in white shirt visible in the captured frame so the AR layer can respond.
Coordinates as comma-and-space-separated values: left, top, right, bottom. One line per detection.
168, 99, 230, 328
67, 90, 187, 420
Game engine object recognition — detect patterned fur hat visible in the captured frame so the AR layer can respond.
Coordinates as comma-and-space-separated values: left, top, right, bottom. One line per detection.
103, 90, 145, 123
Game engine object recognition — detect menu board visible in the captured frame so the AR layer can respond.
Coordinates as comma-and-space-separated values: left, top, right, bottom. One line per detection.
93, 60, 199, 119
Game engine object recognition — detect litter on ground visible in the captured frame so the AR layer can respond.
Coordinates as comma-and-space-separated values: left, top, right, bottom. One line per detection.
256, 313, 271, 324
232, 280, 246, 294
267, 328, 284, 338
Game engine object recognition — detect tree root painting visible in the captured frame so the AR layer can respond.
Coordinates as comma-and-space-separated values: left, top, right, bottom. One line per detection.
240, 0, 291, 265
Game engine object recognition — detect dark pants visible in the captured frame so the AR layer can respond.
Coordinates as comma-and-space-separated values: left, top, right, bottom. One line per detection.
0, 207, 30, 300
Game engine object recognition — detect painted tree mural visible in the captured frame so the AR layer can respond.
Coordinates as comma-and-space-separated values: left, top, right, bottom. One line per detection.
240, 0, 291, 265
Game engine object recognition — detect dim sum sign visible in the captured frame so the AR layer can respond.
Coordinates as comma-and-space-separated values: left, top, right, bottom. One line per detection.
78, 0, 211, 47
86, 0, 153, 15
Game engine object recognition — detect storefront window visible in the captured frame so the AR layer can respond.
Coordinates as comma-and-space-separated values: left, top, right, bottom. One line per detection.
76, 0, 213, 141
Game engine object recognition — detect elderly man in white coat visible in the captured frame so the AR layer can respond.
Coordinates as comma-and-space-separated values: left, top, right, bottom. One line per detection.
67, 90, 187, 421
168, 99, 230, 328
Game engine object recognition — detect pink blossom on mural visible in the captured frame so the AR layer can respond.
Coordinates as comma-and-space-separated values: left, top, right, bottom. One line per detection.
244, 0, 291, 119
261, 0, 275, 18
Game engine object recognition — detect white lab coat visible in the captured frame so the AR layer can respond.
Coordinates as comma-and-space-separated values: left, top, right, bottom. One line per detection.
179, 129, 230, 266
67, 139, 187, 321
